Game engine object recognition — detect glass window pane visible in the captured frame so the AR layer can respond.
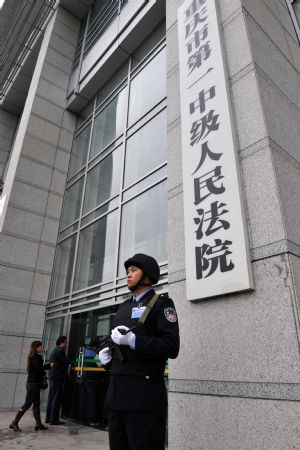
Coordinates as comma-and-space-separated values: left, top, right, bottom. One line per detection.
43, 318, 64, 357
90, 88, 127, 160
68, 124, 91, 178
74, 211, 118, 290
52, 235, 77, 298
118, 182, 167, 276
83, 146, 122, 214
82, 197, 119, 227
123, 165, 167, 203
97, 314, 111, 337
128, 48, 166, 125
60, 178, 84, 229
124, 110, 166, 187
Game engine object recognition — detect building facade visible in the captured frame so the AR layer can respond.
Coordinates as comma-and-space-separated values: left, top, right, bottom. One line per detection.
1, 0, 300, 448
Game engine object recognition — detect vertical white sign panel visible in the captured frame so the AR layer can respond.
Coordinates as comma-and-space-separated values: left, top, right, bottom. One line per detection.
178, 0, 253, 300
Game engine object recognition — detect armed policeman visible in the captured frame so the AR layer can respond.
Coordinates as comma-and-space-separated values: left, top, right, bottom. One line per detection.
99, 253, 180, 450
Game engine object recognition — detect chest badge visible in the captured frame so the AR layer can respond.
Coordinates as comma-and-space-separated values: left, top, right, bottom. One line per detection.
164, 307, 177, 322
131, 306, 146, 319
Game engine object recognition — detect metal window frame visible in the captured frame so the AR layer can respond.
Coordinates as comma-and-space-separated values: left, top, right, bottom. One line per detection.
286, 0, 300, 43
47, 39, 167, 319
72, 0, 128, 74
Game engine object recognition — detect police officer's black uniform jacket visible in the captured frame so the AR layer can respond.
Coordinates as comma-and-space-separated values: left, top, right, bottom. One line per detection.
104, 289, 180, 411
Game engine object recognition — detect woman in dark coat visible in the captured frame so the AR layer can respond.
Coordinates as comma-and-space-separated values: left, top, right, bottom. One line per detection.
9, 340, 49, 431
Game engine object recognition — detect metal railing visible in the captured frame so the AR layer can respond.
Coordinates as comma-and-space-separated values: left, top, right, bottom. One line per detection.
0, 0, 59, 104
71, 0, 128, 71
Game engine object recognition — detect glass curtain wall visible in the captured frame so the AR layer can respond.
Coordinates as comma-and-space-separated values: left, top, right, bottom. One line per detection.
48, 25, 167, 313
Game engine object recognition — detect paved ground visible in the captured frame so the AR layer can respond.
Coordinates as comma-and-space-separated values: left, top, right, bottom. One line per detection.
0, 411, 109, 450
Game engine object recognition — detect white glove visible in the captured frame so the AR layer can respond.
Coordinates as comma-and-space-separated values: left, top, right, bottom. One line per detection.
111, 325, 136, 347
99, 347, 112, 365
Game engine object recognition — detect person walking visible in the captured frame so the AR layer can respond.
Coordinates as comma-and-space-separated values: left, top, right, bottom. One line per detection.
9, 340, 49, 431
45, 335, 69, 425
99, 253, 180, 450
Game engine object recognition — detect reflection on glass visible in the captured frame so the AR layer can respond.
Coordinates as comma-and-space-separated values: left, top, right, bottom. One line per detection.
81, 197, 118, 227
118, 182, 167, 276
61, 178, 84, 229
90, 88, 127, 160
83, 147, 122, 214
68, 124, 91, 178
124, 110, 166, 187
123, 166, 167, 203
128, 48, 166, 125
52, 235, 77, 298
43, 318, 64, 361
97, 315, 110, 338
74, 211, 118, 290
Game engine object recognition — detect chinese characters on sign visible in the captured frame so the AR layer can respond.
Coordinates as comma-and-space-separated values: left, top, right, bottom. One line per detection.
178, 0, 253, 300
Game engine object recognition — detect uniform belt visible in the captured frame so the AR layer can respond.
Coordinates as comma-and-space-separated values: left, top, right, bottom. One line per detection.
144, 374, 164, 381
111, 372, 164, 380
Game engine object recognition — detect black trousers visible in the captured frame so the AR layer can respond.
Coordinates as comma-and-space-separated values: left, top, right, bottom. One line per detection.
79, 382, 97, 423
46, 379, 64, 423
108, 409, 166, 450
21, 382, 41, 412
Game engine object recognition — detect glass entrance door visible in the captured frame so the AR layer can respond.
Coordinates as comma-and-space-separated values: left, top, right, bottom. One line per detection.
63, 306, 116, 428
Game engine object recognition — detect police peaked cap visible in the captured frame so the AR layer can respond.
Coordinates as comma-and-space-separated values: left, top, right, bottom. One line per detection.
124, 253, 160, 285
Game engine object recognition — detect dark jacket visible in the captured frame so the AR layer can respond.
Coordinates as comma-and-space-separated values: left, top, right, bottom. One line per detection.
49, 346, 69, 381
27, 353, 48, 384
105, 289, 180, 411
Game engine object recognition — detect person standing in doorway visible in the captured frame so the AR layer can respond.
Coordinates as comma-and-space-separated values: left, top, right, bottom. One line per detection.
99, 253, 180, 450
79, 339, 101, 427
45, 335, 69, 425
9, 340, 49, 431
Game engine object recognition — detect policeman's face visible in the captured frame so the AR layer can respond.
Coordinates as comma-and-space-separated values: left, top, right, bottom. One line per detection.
126, 265, 143, 289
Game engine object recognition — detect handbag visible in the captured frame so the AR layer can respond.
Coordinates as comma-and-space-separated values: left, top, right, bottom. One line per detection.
40, 374, 48, 390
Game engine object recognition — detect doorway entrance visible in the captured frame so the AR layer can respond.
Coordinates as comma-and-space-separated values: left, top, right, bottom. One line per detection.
62, 305, 117, 427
